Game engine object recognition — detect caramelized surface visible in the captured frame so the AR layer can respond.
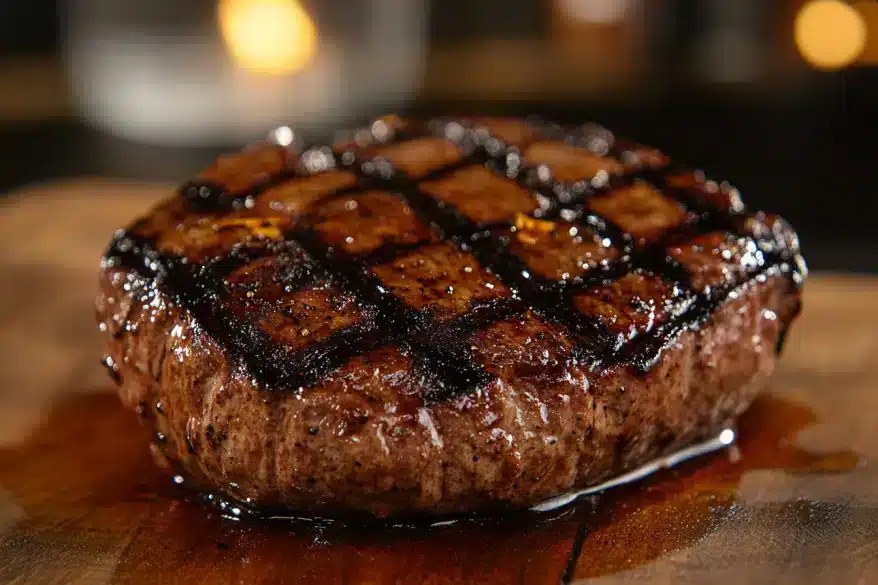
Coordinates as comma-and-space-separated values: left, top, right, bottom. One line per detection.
507, 216, 618, 281
371, 242, 510, 321
587, 182, 687, 244
309, 190, 433, 255
108, 116, 805, 397
421, 166, 539, 225
523, 141, 625, 182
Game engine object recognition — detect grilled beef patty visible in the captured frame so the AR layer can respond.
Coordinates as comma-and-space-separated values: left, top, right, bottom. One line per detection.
96, 116, 805, 517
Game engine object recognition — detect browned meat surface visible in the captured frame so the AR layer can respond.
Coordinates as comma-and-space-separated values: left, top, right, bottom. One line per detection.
95, 116, 805, 517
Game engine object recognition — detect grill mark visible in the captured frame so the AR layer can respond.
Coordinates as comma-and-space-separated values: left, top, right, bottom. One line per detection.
349, 148, 493, 238
295, 180, 371, 212
286, 227, 493, 400
105, 116, 806, 400
357, 239, 440, 267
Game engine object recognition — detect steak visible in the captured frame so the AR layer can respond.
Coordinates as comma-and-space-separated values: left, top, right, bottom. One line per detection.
95, 116, 805, 517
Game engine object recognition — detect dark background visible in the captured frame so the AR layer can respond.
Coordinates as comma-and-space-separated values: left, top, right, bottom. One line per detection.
0, 0, 875, 272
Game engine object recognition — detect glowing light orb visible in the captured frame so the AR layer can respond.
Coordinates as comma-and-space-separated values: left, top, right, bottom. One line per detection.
219, 0, 317, 75
795, 0, 866, 70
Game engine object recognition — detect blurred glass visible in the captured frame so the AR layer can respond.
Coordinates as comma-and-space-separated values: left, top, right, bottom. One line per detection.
62, 0, 427, 146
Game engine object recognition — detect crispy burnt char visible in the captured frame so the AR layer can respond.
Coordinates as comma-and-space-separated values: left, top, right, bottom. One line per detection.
96, 116, 805, 517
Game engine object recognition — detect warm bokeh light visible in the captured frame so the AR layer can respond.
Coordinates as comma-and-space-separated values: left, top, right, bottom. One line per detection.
219, 0, 317, 75
853, 0, 878, 64
556, 0, 631, 24
794, 0, 866, 70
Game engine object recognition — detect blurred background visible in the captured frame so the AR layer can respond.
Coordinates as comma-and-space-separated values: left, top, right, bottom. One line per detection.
0, 0, 874, 272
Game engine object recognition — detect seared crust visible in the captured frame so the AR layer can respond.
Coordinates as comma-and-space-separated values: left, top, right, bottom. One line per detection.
96, 116, 804, 516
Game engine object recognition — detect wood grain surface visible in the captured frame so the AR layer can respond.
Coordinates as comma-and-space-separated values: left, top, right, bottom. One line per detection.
0, 180, 876, 584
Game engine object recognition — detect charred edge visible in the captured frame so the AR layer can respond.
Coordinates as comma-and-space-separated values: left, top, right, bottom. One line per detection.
653, 166, 806, 298
557, 168, 797, 373
410, 342, 492, 405
625, 233, 695, 292
445, 296, 529, 335
353, 238, 438, 268
203, 232, 381, 390
224, 306, 385, 391
622, 260, 791, 373
103, 230, 164, 279
408, 297, 531, 403
627, 171, 799, 368
476, 141, 694, 366
200, 240, 317, 286
102, 231, 328, 392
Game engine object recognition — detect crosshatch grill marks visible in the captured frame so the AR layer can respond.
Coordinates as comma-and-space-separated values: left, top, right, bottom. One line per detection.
217, 251, 385, 390
104, 231, 383, 391
284, 228, 496, 399
106, 116, 806, 399
277, 133, 613, 396
339, 141, 642, 370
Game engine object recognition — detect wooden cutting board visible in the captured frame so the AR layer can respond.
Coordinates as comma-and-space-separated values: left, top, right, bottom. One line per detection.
0, 180, 876, 584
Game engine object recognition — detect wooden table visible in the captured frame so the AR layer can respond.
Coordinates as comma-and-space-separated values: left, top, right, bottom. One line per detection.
0, 181, 876, 584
